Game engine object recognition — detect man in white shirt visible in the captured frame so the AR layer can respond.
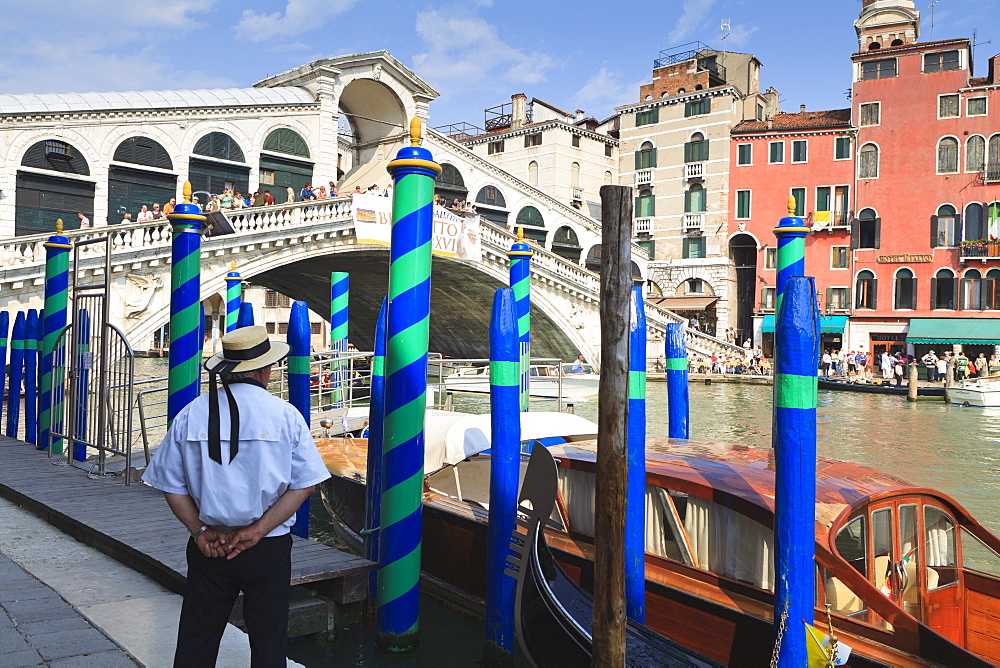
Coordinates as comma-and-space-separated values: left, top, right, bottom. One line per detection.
143, 326, 330, 666
77, 211, 90, 229
136, 205, 154, 222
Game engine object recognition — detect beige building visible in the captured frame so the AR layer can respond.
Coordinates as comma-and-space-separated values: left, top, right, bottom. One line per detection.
616, 45, 777, 336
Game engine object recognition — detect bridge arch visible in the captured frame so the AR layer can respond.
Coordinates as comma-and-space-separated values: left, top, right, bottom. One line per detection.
338, 77, 408, 167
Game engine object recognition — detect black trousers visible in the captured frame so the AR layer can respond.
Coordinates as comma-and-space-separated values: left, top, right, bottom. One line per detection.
174, 534, 292, 668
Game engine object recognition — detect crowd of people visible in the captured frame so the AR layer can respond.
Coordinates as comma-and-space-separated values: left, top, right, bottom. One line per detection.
820, 348, 998, 386
651, 350, 771, 376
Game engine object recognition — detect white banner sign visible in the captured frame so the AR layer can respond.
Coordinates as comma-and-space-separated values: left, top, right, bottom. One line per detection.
352, 194, 482, 262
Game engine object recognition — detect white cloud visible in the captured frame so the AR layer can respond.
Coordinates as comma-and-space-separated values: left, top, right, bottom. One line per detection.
412, 10, 556, 91
574, 67, 645, 110
668, 0, 718, 44
235, 0, 360, 42
723, 24, 759, 48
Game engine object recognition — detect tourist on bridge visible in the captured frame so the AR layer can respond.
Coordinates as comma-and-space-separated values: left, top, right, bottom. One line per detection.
328, 181, 338, 197
152, 203, 163, 220
163, 197, 176, 215
352, 185, 363, 195
264, 190, 275, 206
314, 186, 327, 199
77, 211, 90, 229
137, 205, 154, 222
232, 193, 245, 210
220, 189, 233, 210
142, 326, 330, 667
300, 184, 315, 201
286, 187, 295, 203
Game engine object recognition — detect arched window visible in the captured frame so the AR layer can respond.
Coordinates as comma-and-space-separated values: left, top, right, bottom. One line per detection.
193, 132, 245, 162
987, 269, 1000, 310
113, 136, 172, 169
527, 160, 538, 185
436, 163, 468, 202
604, 171, 613, 186
990, 135, 1000, 171
962, 268, 984, 310
894, 268, 916, 310
262, 128, 310, 158
551, 225, 582, 262
684, 132, 708, 163
856, 270, 877, 309
932, 268, 957, 310
855, 208, 880, 249
475, 185, 506, 208
635, 141, 656, 170
17, 140, 94, 235
965, 203, 985, 241
571, 162, 580, 189
21, 140, 90, 175
516, 206, 544, 227
890, 39, 904, 46
937, 137, 959, 173
932, 204, 958, 247
684, 183, 706, 213
677, 88, 686, 95
636, 189, 654, 217
967, 135, 986, 172
859, 143, 879, 178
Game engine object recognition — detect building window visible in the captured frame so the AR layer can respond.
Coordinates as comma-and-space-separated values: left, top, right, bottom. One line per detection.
962, 269, 984, 310
605, 143, 613, 157
571, 134, 581, 148
265, 322, 276, 334
816, 186, 831, 217
571, 162, 580, 189
790, 187, 805, 216
854, 208, 880, 249
476, 185, 506, 208
687, 278, 705, 294
684, 99, 711, 117
737, 143, 752, 165
861, 58, 897, 80
937, 137, 959, 173
761, 287, 775, 310
604, 170, 613, 185
894, 268, 917, 310
635, 108, 659, 126
769, 141, 784, 164
260, 169, 275, 185
310, 322, 322, 335
860, 102, 880, 126
791, 140, 808, 163
965, 203, 985, 241
264, 290, 291, 308
827, 287, 850, 310
765, 247, 777, 269
991, 136, 1000, 178
684, 184, 706, 213
924, 50, 961, 73
684, 133, 709, 163
856, 270, 877, 309
488, 140, 504, 155
968, 97, 987, 117
524, 133, 542, 148
682, 237, 706, 259
967, 135, 986, 172
835, 136, 852, 160
831, 246, 849, 269
636, 189, 655, 217
278, 322, 289, 334
988, 269, 1000, 310
859, 143, 879, 178
736, 190, 751, 219
44, 140, 72, 156
757, 103, 764, 121
932, 269, 957, 310
635, 141, 657, 170
516, 206, 544, 228
938, 94, 960, 119
932, 205, 959, 247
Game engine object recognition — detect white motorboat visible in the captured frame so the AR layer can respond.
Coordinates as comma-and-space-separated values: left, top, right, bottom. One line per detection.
950, 377, 1000, 407
441, 362, 600, 400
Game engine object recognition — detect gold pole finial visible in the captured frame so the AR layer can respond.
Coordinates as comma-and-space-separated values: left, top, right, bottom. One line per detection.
409, 117, 422, 147
55, 219, 63, 234
183, 181, 192, 204
787, 195, 797, 216
517, 227, 524, 242
230, 261, 236, 271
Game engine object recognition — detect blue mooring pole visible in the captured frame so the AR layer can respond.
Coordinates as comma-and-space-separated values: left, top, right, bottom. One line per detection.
236, 302, 255, 328
73, 309, 91, 462
507, 229, 532, 412
0, 311, 8, 428
33, 310, 43, 448
665, 323, 689, 439
625, 285, 647, 624
364, 297, 388, 604
483, 287, 520, 666
772, 275, 819, 667
23, 310, 39, 446
287, 301, 312, 539
6, 312, 25, 438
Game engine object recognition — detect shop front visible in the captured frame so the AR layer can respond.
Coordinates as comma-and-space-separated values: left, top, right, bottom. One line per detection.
759, 314, 846, 357
906, 319, 1000, 365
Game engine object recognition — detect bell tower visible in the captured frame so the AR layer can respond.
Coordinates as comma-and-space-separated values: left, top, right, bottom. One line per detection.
855, 0, 920, 52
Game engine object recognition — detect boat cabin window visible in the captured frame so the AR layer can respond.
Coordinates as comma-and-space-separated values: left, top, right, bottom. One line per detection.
898, 504, 921, 616
924, 506, 957, 589
826, 516, 869, 618
960, 527, 1000, 578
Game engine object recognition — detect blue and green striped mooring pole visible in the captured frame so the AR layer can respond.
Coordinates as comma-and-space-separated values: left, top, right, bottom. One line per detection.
506, 229, 532, 411
330, 271, 349, 407
167, 183, 206, 422
364, 297, 388, 604
774, 196, 808, 314
23, 310, 39, 446
665, 322, 689, 439
377, 117, 441, 653
225, 262, 242, 333
483, 287, 520, 665
0, 311, 8, 427
287, 301, 312, 538
236, 302, 255, 329
625, 285, 646, 624
73, 309, 91, 462
40, 220, 72, 452
5, 311, 25, 438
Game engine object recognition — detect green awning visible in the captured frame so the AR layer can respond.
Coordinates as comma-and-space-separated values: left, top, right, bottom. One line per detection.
760, 314, 847, 334
907, 319, 1000, 345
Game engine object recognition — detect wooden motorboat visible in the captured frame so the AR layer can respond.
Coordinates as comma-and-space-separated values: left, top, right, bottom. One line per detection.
949, 378, 1000, 407
319, 432, 1000, 666
506, 445, 722, 668
818, 377, 945, 396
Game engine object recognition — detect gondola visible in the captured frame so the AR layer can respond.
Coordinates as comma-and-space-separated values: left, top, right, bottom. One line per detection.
505, 446, 722, 668
818, 377, 945, 396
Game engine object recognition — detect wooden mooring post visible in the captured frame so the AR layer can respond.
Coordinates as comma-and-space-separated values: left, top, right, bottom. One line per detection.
593, 184, 632, 666
907, 361, 919, 402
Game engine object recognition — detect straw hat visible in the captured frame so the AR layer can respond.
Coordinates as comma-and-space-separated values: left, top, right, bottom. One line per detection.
204, 326, 289, 374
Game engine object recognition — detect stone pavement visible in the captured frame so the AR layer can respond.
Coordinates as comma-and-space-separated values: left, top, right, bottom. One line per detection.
0, 552, 137, 667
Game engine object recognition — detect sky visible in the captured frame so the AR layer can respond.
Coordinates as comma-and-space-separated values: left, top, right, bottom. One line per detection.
0, 0, 995, 128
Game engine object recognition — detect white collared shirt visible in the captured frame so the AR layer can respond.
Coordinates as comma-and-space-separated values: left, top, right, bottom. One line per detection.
142, 383, 330, 537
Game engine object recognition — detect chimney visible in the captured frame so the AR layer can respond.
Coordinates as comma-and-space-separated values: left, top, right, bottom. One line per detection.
990, 54, 1000, 84
800, 104, 806, 113
576, 109, 585, 122
511, 93, 527, 129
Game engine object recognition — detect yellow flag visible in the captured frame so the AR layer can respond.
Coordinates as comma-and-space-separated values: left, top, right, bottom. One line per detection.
805, 622, 852, 667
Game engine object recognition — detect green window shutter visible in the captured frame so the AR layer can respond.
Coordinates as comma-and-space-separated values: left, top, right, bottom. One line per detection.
816, 187, 830, 212
699, 140, 709, 162
634, 151, 641, 170
684, 189, 692, 213
650, 149, 657, 168
684, 142, 693, 163
844, 287, 851, 309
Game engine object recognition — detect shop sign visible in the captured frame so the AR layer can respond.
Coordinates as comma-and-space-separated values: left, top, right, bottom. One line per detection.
876, 254, 932, 263
870, 333, 906, 342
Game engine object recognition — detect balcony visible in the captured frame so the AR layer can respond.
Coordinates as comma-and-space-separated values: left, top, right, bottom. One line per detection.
634, 217, 652, 235
684, 162, 705, 180
985, 162, 1000, 184
684, 213, 704, 232
961, 242, 1000, 261
571, 187, 583, 201
635, 169, 653, 186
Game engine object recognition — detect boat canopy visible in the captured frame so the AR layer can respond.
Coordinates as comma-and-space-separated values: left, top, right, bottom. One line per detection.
907, 318, 1000, 345
423, 409, 598, 472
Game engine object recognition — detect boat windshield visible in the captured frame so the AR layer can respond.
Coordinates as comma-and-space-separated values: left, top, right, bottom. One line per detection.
562, 363, 596, 375
961, 527, 1000, 578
